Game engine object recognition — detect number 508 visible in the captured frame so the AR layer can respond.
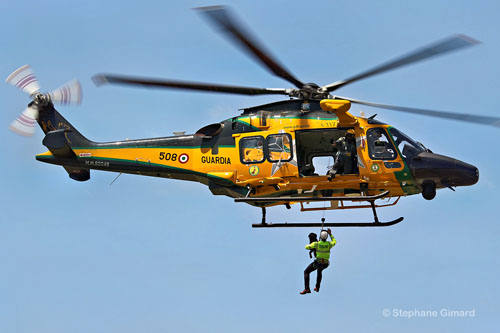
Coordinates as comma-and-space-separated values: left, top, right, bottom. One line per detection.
159, 152, 177, 161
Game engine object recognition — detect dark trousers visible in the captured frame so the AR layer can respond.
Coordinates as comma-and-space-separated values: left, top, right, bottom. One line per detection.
304, 260, 329, 290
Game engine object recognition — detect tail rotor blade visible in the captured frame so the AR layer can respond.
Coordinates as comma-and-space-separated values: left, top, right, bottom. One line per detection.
6, 64, 41, 96
49, 79, 82, 105
9, 106, 38, 136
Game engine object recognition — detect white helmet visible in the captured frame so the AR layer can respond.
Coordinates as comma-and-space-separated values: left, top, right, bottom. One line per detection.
320, 230, 328, 241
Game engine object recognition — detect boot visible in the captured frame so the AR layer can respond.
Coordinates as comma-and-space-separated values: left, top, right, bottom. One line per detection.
314, 286, 320, 292
300, 288, 311, 295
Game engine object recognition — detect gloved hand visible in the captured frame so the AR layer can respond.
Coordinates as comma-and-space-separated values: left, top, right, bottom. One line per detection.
327, 228, 332, 235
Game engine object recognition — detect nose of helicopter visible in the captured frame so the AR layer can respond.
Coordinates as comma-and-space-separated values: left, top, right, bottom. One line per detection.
453, 159, 480, 186
407, 152, 479, 189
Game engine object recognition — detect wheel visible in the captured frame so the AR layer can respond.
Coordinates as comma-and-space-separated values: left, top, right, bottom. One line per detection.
422, 182, 436, 200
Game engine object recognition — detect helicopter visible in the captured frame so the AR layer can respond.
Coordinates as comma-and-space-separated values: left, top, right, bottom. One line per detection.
7, 6, 499, 229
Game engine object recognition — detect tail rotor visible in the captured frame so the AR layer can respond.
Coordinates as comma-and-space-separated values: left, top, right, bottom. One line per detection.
9, 106, 38, 136
49, 79, 82, 105
6, 64, 40, 96
6, 65, 82, 136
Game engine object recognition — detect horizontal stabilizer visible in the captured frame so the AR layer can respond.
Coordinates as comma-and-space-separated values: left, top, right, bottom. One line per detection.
42, 129, 77, 159
42, 129, 90, 181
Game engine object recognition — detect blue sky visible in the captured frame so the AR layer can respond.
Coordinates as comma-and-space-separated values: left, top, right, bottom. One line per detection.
1, 0, 499, 332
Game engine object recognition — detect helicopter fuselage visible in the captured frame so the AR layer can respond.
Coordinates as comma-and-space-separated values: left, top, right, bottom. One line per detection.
35, 99, 478, 209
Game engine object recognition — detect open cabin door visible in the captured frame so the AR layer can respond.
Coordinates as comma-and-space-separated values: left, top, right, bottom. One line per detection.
295, 128, 359, 178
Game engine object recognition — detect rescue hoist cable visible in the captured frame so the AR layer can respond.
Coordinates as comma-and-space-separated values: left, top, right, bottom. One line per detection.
320, 142, 335, 230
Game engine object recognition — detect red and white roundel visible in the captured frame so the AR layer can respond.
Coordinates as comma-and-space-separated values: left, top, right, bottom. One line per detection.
179, 153, 189, 164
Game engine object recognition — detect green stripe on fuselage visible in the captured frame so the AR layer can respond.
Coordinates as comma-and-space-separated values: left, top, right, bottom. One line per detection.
71, 145, 236, 150
387, 126, 420, 195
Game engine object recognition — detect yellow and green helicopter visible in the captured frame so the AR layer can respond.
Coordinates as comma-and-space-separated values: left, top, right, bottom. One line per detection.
7, 6, 499, 228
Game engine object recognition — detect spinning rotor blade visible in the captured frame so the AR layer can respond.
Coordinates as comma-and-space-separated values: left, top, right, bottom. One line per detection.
6, 65, 40, 95
93, 74, 290, 96
9, 106, 38, 136
196, 6, 304, 89
323, 35, 480, 92
49, 79, 82, 105
335, 96, 500, 128
6, 65, 83, 137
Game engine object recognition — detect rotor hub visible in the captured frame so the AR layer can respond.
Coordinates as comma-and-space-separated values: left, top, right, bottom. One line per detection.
32, 92, 51, 107
293, 83, 330, 100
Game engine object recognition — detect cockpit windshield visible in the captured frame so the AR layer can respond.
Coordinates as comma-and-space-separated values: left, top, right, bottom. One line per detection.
388, 127, 425, 159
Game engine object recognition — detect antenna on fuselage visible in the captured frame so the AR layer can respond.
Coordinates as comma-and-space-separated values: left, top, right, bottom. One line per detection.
110, 173, 122, 186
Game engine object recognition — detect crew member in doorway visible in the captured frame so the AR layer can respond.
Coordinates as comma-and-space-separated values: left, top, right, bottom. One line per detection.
300, 228, 337, 294
328, 129, 358, 180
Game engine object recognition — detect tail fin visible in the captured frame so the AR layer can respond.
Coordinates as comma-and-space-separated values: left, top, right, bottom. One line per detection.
35, 102, 93, 148
35, 102, 93, 181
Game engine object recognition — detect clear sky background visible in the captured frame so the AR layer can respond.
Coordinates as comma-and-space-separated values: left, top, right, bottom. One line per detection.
1, 1, 499, 332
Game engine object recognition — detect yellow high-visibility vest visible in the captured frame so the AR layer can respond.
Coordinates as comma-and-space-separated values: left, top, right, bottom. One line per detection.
305, 236, 336, 261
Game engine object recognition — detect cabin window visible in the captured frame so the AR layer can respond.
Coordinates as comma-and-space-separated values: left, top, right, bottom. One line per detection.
240, 136, 266, 164
367, 128, 396, 160
267, 134, 293, 163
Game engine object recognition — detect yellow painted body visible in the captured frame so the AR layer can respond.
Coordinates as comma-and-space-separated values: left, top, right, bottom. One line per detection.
37, 99, 419, 207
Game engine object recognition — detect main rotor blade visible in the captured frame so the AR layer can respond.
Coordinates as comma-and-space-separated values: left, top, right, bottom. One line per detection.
323, 35, 480, 92
196, 6, 304, 89
93, 74, 290, 96
335, 96, 500, 128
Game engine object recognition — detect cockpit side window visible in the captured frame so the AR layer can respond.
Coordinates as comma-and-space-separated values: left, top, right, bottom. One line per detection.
388, 127, 424, 159
367, 128, 396, 160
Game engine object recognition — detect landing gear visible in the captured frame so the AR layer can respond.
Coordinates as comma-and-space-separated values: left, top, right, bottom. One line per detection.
252, 217, 404, 228
243, 191, 404, 228
422, 181, 436, 200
